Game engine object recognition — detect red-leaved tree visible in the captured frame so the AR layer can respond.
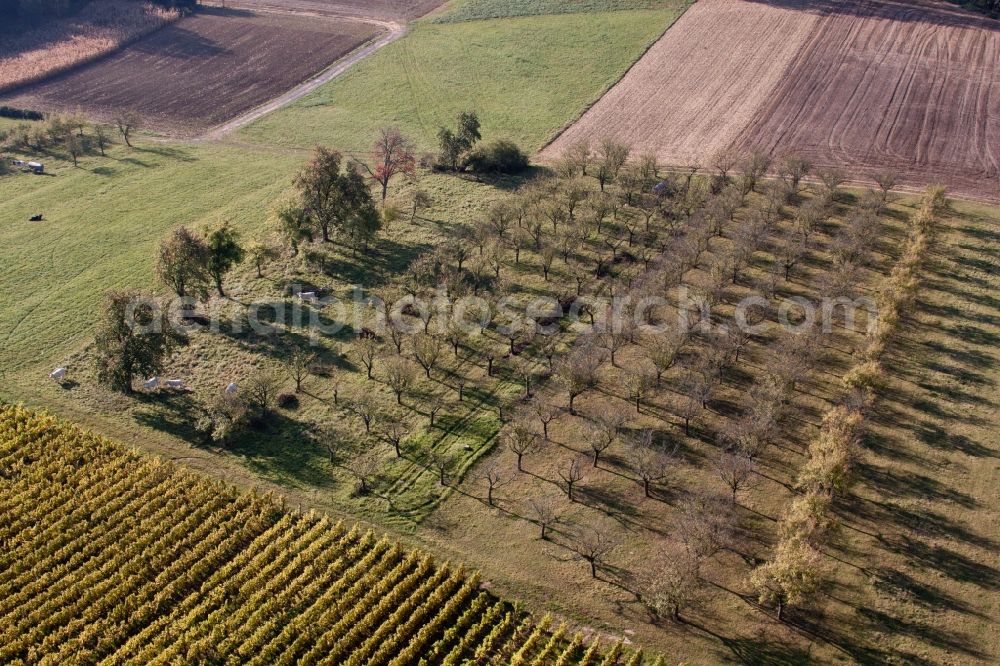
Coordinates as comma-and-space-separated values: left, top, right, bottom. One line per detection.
359, 127, 416, 204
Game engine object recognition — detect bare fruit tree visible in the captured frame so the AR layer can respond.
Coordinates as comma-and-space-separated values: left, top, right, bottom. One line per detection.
716, 449, 759, 504
480, 463, 511, 507
355, 337, 379, 380
676, 493, 736, 564
532, 399, 560, 440
286, 347, 317, 393
555, 343, 603, 415
346, 450, 382, 495
526, 495, 561, 540
558, 456, 586, 502
627, 430, 678, 498
114, 110, 139, 148
412, 333, 443, 379
428, 449, 454, 486
504, 421, 539, 472
590, 408, 626, 467
350, 395, 378, 434
384, 355, 415, 405
382, 417, 409, 458
569, 523, 618, 578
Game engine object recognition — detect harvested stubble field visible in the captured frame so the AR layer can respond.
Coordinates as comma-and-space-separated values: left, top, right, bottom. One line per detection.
544, 0, 1000, 201
0, 7, 381, 134
0, 0, 179, 94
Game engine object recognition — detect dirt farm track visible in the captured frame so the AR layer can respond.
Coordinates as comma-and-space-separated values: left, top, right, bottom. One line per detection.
544, 0, 1000, 201
0, 6, 382, 134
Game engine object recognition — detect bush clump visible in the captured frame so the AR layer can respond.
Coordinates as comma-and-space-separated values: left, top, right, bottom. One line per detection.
0, 106, 44, 121
463, 139, 530, 174
277, 392, 299, 410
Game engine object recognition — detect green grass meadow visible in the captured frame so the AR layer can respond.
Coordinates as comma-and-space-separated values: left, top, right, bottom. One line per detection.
433, 0, 683, 22
239, 7, 686, 153
0, 143, 301, 372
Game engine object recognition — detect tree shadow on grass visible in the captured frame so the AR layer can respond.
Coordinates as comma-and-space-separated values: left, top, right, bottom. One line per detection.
304, 237, 433, 287
855, 607, 988, 660
911, 419, 995, 458
229, 411, 335, 490
856, 462, 979, 509
131, 390, 202, 442
878, 532, 1000, 589
681, 616, 813, 666
871, 567, 989, 619
132, 144, 198, 162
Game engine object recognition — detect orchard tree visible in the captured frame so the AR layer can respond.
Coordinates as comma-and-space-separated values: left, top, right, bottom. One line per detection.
358, 127, 416, 204
558, 455, 586, 501
206, 223, 244, 297
532, 399, 560, 440
247, 241, 279, 278
114, 110, 139, 148
437, 111, 481, 171
480, 463, 510, 507
566, 140, 591, 176
676, 493, 736, 563
750, 537, 826, 621
627, 430, 677, 498
779, 156, 812, 193
276, 202, 313, 256
428, 448, 454, 486
350, 394, 378, 433
590, 408, 626, 467
412, 333, 443, 379
570, 523, 618, 578
625, 367, 654, 412
647, 332, 683, 385
346, 450, 382, 495
382, 417, 410, 457
716, 449, 758, 504
411, 189, 433, 221
384, 355, 415, 404
355, 336, 379, 380
596, 137, 629, 191
93, 290, 180, 394
504, 421, 538, 472
199, 392, 249, 446
641, 549, 700, 622
244, 368, 284, 419
64, 131, 83, 167
295, 147, 376, 245
526, 495, 561, 540
157, 226, 211, 302
285, 347, 316, 392
556, 344, 603, 415
93, 123, 112, 156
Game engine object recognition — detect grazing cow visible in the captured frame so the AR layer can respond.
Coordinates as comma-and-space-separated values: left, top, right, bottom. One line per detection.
165, 379, 185, 389
49, 368, 67, 380
29, 214, 43, 222
225, 382, 238, 395
298, 291, 317, 302
144, 377, 159, 390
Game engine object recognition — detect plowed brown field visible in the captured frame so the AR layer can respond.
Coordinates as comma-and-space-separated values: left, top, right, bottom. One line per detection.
543, 0, 1000, 201
0, 7, 380, 134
